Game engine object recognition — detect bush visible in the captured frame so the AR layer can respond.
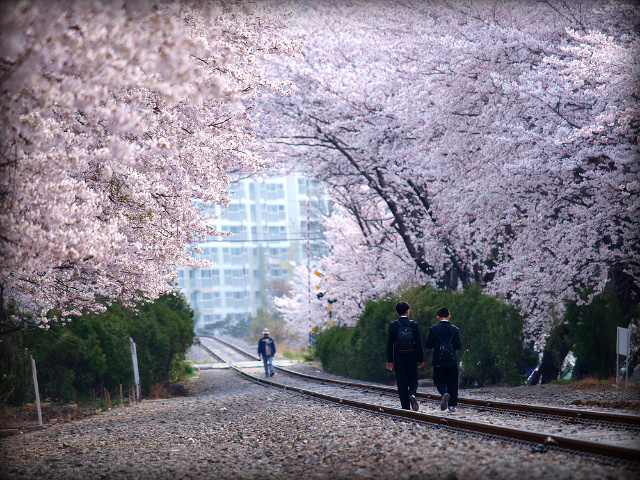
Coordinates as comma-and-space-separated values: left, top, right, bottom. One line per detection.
564, 284, 631, 380
200, 307, 301, 350
315, 326, 355, 376
242, 307, 300, 347
301, 346, 317, 362
349, 296, 399, 382
316, 284, 535, 387
1, 293, 195, 405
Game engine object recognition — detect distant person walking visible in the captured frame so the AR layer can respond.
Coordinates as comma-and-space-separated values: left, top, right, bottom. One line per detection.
386, 301, 424, 411
425, 307, 461, 412
258, 328, 276, 377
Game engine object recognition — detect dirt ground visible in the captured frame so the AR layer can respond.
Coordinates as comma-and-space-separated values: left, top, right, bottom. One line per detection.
0, 402, 86, 431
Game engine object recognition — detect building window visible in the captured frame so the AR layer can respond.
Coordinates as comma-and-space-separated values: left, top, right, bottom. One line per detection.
225, 291, 234, 308
267, 183, 284, 200
202, 291, 213, 308
201, 269, 212, 288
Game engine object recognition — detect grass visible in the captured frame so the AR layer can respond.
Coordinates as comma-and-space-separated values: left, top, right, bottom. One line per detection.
281, 345, 316, 361
171, 361, 196, 383
549, 378, 573, 385
549, 376, 639, 390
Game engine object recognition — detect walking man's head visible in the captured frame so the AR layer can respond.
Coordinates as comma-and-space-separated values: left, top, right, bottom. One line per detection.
437, 307, 450, 320
396, 301, 410, 316
262, 328, 270, 337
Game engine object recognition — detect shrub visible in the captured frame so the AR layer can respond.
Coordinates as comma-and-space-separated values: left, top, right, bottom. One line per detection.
1, 293, 195, 405
315, 326, 355, 376
565, 284, 629, 380
316, 284, 535, 387
301, 346, 317, 362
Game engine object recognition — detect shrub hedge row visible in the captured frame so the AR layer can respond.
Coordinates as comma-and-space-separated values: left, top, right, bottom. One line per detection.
1, 294, 195, 405
316, 284, 537, 387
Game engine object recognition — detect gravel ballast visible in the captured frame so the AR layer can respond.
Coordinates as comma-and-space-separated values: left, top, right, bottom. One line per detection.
1, 366, 638, 480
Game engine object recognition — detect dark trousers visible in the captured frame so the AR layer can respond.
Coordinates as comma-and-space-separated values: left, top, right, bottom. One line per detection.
394, 354, 419, 410
433, 365, 459, 406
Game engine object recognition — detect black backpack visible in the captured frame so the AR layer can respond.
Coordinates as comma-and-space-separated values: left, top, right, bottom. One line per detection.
435, 328, 457, 367
394, 318, 415, 353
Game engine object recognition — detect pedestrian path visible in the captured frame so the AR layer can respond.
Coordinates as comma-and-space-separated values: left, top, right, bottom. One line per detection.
193, 360, 303, 370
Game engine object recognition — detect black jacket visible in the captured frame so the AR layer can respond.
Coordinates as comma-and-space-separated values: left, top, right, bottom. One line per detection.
424, 321, 461, 367
386, 317, 424, 363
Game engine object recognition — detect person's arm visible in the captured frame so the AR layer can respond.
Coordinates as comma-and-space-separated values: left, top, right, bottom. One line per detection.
424, 326, 436, 349
257, 339, 262, 357
414, 324, 425, 364
386, 324, 395, 370
271, 339, 276, 355
454, 329, 461, 350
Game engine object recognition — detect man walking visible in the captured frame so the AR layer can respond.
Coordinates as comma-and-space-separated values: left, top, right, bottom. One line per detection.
425, 307, 461, 413
258, 328, 276, 377
386, 301, 424, 411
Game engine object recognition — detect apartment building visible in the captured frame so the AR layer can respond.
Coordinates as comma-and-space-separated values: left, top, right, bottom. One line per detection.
178, 175, 329, 332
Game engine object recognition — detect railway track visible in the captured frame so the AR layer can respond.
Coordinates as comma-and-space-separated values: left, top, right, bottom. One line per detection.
197, 335, 640, 463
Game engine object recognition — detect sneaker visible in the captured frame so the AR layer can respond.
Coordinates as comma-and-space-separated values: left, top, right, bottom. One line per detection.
270, 372, 274, 377
440, 393, 450, 411
448, 406, 455, 413
409, 395, 419, 412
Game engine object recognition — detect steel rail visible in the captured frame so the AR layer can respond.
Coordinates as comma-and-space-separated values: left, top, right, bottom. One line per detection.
202, 335, 640, 427
198, 338, 640, 463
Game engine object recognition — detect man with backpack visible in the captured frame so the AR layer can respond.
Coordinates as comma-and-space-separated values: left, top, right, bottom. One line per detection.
386, 301, 424, 411
425, 307, 462, 413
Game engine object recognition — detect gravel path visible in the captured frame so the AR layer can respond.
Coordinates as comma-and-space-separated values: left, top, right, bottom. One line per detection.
212, 335, 640, 415
1, 364, 638, 480
194, 338, 640, 447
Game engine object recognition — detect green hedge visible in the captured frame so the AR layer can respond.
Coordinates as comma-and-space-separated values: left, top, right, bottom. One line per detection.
0, 293, 195, 405
565, 284, 635, 380
533, 283, 639, 383
316, 284, 535, 386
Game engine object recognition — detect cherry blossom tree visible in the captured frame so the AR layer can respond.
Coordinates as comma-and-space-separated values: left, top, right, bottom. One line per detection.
264, 0, 639, 341
273, 263, 326, 340
0, 0, 296, 333
275, 206, 422, 334
483, 2, 640, 322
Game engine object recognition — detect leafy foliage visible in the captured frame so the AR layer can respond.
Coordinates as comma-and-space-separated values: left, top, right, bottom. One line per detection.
316, 284, 535, 386
0, 294, 195, 405
200, 307, 300, 349
564, 285, 633, 380
268, 1, 639, 343
0, 1, 296, 332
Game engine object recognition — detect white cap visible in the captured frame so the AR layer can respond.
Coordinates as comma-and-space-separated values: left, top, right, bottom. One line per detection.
262, 328, 270, 335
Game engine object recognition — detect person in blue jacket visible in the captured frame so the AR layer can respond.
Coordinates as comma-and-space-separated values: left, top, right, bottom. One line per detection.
258, 328, 276, 377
